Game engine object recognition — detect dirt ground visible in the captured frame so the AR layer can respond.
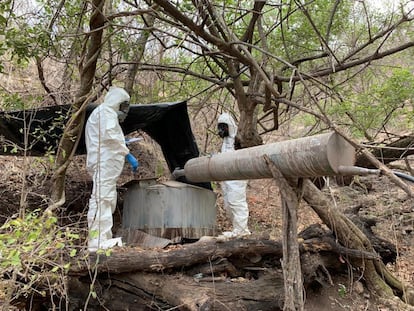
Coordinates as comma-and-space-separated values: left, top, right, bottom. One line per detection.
241, 176, 414, 310
0, 136, 413, 310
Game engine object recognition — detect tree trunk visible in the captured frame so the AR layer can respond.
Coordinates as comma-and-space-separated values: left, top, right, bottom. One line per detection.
49, 0, 105, 210
68, 271, 285, 311
68, 232, 382, 277
237, 100, 263, 148
301, 178, 414, 305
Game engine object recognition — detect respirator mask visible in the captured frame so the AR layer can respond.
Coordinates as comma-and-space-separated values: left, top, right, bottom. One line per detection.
117, 101, 130, 123
217, 123, 229, 138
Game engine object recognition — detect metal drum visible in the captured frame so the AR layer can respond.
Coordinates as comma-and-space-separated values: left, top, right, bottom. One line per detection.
122, 179, 216, 240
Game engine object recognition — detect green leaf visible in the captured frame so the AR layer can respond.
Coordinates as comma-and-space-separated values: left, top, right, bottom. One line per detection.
55, 242, 65, 249
45, 216, 57, 229
8, 219, 23, 227
69, 249, 77, 257
66, 232, 80, 240
7, 237, 17, 245
0, 14, 7, 25
89, 230, 99, 239
27, 231, 39, 241
8, 249, 21, 267
22, 245, 34, 252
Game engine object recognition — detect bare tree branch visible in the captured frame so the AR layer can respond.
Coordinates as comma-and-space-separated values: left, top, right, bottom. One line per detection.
35, 57, 58, 105
308, 41, 414, 80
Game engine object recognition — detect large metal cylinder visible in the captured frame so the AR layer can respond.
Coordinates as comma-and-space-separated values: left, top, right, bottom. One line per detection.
122, 179, 217, 239
184, 132, 355, 182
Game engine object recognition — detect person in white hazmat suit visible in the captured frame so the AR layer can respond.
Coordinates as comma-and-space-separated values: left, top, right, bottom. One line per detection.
217, 113, 251, 238
85, 87, 139, 252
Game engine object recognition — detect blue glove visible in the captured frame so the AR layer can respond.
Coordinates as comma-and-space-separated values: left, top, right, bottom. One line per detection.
126, 153, 139, 172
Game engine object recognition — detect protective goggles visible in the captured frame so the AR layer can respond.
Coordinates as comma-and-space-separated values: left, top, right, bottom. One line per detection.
119, 101, 130, 114
217, 123, 229, 138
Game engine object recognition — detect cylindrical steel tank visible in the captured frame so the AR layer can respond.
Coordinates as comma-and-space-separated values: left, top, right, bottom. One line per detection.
122, 179, 216, 239
184, 132, 355, 182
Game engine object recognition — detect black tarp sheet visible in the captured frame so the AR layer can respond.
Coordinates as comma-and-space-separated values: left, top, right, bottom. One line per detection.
0, 101, 211, 189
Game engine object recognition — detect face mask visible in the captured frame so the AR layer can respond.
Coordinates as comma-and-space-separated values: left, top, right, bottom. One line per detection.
120, 101, 130, 114
118, 101, 130, 123
218, 123, 229, 138
117, 111, 127, 123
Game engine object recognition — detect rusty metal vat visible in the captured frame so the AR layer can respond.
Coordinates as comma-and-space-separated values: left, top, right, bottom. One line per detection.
122, 179, 216, 240
183, 132, 355, 182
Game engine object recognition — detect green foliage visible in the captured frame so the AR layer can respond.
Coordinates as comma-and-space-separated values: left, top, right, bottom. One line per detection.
0, 0, 12, 72
338, 283, 347, 298
4, 25, 49, 64
0, 0, 51, 68
326, 68, 414, 139
0, 92, 26, 110
260, 1, 353, 62
378, 68, 414, 109
0, 209, 80, 301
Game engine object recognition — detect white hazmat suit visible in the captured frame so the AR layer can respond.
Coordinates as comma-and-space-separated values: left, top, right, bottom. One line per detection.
218, 113, 251, 238
85, 87, 130, 251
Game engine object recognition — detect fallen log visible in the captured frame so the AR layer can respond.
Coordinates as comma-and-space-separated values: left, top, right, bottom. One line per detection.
356, 135, 414, 169
65, 224, 389, 311
69, 238, 285, 276
68, 271, 285, 311
68, 230, 380, 277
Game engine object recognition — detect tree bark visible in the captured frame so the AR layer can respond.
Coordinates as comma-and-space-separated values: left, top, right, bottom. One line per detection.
49, 0, 106, 210
301, 178, 414, 305
68, 231, 382, 277
68, 270, 285, 311
265, 156, 304, 311
69, 238, 284, 276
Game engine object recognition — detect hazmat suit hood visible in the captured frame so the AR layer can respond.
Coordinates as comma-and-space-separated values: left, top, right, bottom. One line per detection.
218, 113, 238, 153
102, 87, 130, 112
218, 113, 237, 138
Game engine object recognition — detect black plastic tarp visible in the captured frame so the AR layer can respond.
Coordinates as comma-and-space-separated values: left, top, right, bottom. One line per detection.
0, 101, 211, 189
